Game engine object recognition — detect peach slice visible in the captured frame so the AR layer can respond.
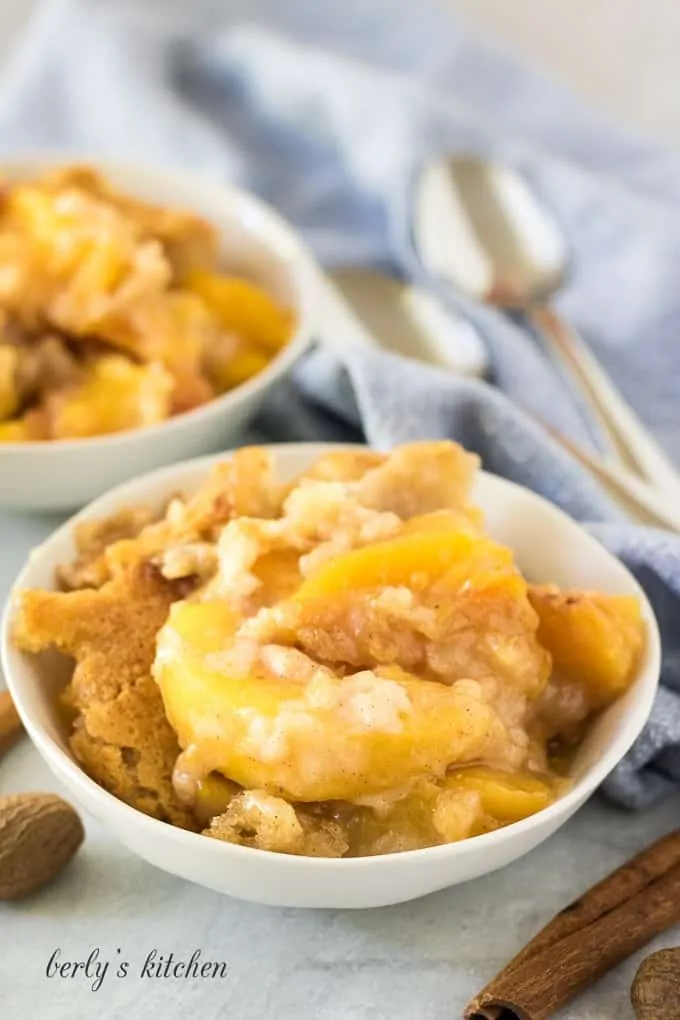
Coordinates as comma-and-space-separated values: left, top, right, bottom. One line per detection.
154, 600, 501, 803
294, 526, 514, 600
529, 586, 644, 706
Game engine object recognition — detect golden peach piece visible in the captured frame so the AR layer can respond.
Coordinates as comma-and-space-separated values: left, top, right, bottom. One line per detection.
278, 523, 549, 697
348, 778, 485, 855
293, 526, 513, 600
49, 356, 173, 439
155, 600, 500, 803
186, 270, 293, 352
444, 766, 555, 824
0, 345, 19, 420
529, 585, 644, 706
208, 345, 271, 392
0, 420, 27, 442
0, 408, 48, 442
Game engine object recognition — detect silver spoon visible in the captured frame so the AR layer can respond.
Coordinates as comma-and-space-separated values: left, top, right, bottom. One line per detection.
327, 268, 487, 377
414, 155, 680, 503
315, 266, 680, 531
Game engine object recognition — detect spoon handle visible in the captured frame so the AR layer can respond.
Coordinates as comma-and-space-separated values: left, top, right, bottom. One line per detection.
545, 427, 680, 532
531, 306, 680, 501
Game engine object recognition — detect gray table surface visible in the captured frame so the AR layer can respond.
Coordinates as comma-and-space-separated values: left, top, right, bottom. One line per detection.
1, 509, 679, 1020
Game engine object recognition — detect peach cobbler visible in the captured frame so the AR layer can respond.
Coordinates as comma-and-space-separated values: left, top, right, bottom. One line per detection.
0, 165, 293, 441
12, 442, 645, 856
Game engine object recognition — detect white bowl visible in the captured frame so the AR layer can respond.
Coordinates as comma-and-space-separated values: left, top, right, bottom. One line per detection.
0, 158, 319, 511
1, 443, 661, 909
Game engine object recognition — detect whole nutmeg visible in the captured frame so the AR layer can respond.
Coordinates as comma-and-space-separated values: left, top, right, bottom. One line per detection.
0, 792, 84, 900
632, 948, 680, 1020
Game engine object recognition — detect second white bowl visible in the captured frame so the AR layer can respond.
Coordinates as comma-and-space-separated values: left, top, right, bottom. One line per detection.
1, 443, 661, 908
0, 158, 318, 511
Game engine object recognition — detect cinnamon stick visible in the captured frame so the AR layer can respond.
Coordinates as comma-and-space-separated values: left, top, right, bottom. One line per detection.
465, 829, 680, 1020
0, 689, 24, 760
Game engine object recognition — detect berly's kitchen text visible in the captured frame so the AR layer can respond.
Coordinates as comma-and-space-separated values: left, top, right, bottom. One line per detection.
45, 947, 229, 991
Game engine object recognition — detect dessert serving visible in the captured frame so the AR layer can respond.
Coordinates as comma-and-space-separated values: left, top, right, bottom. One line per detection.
11, 441, 646, 858
0, 165, 294, 442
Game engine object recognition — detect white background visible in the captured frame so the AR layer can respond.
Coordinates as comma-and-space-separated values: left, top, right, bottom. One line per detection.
455, 0, 680, 146
1, 0, 680, 144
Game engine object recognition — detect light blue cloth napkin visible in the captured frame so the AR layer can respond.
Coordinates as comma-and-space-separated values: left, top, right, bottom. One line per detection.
3, 0, 680, 807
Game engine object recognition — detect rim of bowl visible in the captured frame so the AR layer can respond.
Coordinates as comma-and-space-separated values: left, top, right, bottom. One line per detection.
0, 443, 662, 870
0, 154, 319, 453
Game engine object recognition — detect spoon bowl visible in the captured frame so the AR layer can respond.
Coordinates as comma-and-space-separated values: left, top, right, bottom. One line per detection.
327, 267, 488, 376
416, 155, 567, 306
414, 153, 680, 502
